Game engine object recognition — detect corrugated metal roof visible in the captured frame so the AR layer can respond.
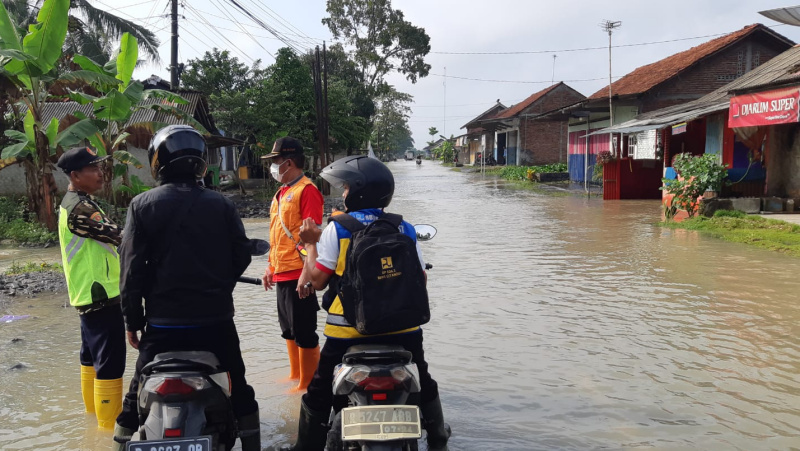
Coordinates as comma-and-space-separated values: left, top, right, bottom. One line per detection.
588, 24, 793, 100
13, 91, 212, 131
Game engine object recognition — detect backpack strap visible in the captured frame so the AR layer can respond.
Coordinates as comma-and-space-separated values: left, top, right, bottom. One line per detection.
331, 213, 366, 233
379, 212, 403, 228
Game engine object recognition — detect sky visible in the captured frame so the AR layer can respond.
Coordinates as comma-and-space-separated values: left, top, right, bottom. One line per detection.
95, 0, 800, 147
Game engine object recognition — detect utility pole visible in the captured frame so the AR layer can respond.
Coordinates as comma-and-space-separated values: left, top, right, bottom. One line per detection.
170, 0, 179, 90
443, 66, 447, 137
601, 20, 621, 152
551, 55, 557, 85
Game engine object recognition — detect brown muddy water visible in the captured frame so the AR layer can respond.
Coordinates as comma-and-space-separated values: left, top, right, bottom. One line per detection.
1, 162, 800, 450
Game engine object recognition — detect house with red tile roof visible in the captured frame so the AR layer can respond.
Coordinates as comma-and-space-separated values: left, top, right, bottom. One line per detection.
460, 101, 506, 164
535, 23, 793, 198
464, 82, 585, 166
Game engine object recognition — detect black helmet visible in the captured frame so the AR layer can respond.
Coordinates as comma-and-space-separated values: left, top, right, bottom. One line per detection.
148, 125, 207, 180
320, 155, 394, 212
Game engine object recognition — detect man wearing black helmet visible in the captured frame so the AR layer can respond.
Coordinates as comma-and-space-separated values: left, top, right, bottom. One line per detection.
281, 156, 450, 451
111, 125, 261, 451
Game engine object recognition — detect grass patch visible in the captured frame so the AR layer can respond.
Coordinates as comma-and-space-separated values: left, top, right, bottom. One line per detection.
0, 196, 57, 244
4, 261, 64, 275
661, 212, 800, 256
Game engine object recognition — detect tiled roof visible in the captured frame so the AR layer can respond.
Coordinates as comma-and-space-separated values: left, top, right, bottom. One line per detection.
588, 24, 791, 100
461, 102, 506, 129
495, 82, 562, 119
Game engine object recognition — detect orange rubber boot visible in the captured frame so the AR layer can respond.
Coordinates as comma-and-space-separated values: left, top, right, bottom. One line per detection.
280, 340, 301, 382
289, 346, 320, 394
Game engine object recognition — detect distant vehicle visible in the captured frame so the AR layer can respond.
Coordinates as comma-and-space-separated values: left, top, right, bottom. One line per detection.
404, 151, 415, 161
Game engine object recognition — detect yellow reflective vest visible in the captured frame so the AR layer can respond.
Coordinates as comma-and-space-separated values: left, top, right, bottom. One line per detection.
58, 193, 121, 309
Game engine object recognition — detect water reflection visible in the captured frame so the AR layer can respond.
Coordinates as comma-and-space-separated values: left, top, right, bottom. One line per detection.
1, 162, 799, 450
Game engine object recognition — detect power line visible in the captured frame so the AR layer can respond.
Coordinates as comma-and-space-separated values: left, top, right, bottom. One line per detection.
239, 0, 320, 48
181, 9, 257, 64
430, 23, 793, 56
428, 73, 616, 84
204, 0, 277, 58
187, 6, 326, 42
222, 0, 307, 53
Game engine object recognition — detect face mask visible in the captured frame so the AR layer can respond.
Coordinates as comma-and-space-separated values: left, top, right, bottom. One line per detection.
270, 160, 289, 183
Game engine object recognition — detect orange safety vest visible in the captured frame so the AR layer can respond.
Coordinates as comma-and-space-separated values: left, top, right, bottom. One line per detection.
269, 176, 316, 274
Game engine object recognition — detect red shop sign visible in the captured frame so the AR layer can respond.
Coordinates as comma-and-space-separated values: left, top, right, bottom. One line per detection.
729, 87, 800, 128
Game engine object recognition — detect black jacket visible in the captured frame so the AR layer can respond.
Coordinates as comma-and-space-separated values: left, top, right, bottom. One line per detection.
119, 182, 251, 331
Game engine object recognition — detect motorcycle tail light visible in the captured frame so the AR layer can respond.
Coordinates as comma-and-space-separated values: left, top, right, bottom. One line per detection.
164, 428, 182, 438
358, 376, 401, 391
148, 377, 207, 396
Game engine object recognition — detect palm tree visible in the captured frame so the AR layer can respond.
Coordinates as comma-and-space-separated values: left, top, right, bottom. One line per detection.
2, 0, 160, 63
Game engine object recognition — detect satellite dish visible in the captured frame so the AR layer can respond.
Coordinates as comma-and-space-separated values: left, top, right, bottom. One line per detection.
759, 6, 800, 26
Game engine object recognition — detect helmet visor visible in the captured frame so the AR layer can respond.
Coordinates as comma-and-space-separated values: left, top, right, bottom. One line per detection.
320, 172, 348, 189
163, 132, 206, 154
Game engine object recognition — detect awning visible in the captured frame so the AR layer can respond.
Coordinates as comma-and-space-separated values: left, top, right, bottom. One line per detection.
588, 100, 729, 136
759, 6, 800, 26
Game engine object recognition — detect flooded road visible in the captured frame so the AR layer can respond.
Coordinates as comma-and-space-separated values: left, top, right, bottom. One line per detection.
2, 162, 800, 450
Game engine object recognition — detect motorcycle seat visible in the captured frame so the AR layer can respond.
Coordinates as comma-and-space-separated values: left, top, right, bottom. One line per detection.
343, 345, 413, 365
143, 351, 222, 374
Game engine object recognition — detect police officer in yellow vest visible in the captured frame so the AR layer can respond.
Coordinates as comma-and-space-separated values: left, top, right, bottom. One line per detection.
261, 137, 324, 393
56, 147, 126, 429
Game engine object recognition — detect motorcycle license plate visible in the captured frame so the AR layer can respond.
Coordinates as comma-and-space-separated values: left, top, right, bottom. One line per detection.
341, 405, 421, 441
126, 436, 211, 451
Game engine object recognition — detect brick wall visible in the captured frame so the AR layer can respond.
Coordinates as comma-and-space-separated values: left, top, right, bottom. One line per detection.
641, 36, 788, 113
517, 84, 584, 165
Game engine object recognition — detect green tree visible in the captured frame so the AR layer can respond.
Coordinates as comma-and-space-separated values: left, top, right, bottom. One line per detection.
427, 126, 438, 147
254, 48, 316, 149
1, 0, 81, 230
372, 88, 413, 153
181, 48, 264, 140
65, 33, 207, 204
322, 0, 431, 94
3, 0, 160, 64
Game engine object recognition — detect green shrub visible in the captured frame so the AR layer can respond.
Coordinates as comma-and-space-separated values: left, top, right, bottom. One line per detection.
713, 209, 746, 218
499, 164, 568, 181
0, 219, 57, 244
0, 196, 56, 244
0, 196, 26, 222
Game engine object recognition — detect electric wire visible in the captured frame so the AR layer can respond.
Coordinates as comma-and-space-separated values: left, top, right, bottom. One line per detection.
185, 6, 325, 42
428, 73, 617, 84
221, 0, 307, 53
180, 8, 256, 64
238, 0, 320, 48
431, 24, 793, 55
205, 0, 276, 58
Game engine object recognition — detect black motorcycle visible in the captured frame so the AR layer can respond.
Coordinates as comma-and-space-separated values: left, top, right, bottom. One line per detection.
323, 225, 447, 451
126, 239, 269, 451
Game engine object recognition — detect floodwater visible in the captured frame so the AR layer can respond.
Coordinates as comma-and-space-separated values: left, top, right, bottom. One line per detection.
2, 162, 800, 450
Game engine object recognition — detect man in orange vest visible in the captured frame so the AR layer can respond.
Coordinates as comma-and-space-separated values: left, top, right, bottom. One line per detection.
262, 137, 324, 392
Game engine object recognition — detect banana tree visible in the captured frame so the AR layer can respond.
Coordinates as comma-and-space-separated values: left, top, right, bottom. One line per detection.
65, 32, 208, 203
0, 0, 105, 230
